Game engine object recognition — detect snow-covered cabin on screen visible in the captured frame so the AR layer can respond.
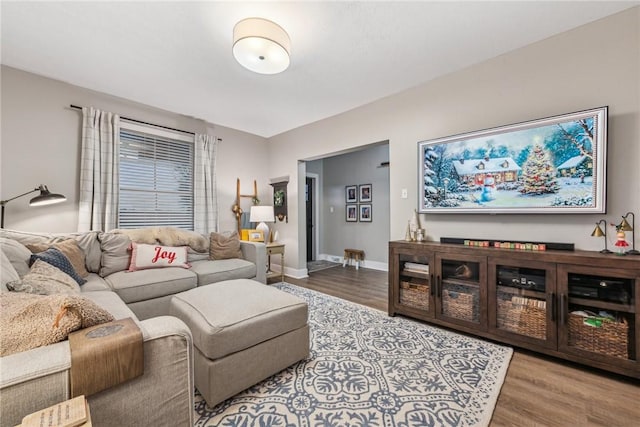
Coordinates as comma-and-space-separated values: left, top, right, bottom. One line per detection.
452, 156, 521, 186
556, 155, 592, 177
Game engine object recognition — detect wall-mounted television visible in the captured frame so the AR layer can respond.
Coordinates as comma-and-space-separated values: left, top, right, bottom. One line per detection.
418, 106, 607, 214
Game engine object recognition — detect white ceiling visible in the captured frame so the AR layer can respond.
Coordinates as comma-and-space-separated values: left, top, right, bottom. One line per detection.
1, 1, 637, 138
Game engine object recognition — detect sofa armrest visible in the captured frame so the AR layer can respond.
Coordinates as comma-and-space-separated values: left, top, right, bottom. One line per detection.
0, 342, 71, 427
240, 241, 267, 284
88, 316, 194, 427
0, 316, 193, 427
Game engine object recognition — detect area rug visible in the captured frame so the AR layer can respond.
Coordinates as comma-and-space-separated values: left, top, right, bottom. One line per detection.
194, 283, 513, 427
307, 259, 341, 273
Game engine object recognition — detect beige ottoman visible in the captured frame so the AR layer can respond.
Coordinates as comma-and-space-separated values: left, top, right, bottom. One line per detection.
169, 279, 309, 407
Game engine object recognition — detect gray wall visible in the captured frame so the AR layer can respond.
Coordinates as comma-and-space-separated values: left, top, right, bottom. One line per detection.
267, 8, 640, 272
320, 144, 390, 265
0, 66, 269, 233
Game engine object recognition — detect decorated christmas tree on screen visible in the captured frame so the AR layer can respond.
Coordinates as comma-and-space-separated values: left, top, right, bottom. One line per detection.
519, 144, 559, 195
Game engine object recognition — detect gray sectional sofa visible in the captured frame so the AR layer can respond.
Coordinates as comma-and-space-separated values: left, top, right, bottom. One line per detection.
0, 228, 269, 427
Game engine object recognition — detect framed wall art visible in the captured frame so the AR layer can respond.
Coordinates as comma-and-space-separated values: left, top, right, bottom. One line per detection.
346, 204, 358, 222
418, 106, 607, 214
359, 184, 372, 202
346, 185, 357, 203
359, 204, 372, 222
270, 180, 288, 222
248, 229, 264, 242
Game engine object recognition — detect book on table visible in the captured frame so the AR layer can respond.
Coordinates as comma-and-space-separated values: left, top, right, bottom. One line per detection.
20, 395, 91, 427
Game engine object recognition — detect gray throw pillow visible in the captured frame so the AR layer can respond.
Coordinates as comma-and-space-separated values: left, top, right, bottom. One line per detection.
1, 250, 21, 291
7, 259, 81, 295
98, 232, 132, 277
30, 247, 86, 285
0, 237, 32, 277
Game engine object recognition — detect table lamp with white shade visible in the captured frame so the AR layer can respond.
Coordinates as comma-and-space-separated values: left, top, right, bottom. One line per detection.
250, 205, 275, 242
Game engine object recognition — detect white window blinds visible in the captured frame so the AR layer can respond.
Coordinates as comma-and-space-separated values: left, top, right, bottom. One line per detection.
118, 124, 194, 229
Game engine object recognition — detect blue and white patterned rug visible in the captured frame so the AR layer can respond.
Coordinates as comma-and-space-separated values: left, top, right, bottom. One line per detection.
194, 283, 513, 427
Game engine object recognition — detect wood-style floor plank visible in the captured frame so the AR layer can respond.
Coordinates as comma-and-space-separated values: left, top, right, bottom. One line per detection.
285, 266, 640, 427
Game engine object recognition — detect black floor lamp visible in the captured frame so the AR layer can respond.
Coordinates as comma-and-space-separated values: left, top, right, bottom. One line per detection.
0, 185, 66, 228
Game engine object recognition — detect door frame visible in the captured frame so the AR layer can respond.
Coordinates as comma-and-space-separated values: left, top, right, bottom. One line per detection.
306, 172, 320, 261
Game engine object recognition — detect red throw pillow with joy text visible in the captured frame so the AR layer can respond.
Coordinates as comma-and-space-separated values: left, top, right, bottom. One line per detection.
128, 242, 190, 272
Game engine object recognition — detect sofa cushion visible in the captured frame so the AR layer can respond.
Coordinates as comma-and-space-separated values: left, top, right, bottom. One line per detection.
128, 243, 190, 271
6, 259, 81, 295
0, 237, 31, 277
209, 232, 243, 260
98, 232, 131, 277
81, 291, 141, 328
72, 231, 102, 274
190, 259, 257, 285
26, 239, 89, 278
187, 246, 210, 263
1, 250, 20, 291
79, 273, 112, 293
0, 292, 114, 357
30, 247, 86, 285
105, 268, 197, 304
169, 279, 308, 360
0, 229, 102, 273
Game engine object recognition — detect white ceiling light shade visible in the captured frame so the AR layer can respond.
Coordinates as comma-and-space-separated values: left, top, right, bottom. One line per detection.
233, 18, 291, 75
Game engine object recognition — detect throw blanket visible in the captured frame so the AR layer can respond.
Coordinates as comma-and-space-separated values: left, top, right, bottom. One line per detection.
112, 227, 209, 253
0, 292, 114, 357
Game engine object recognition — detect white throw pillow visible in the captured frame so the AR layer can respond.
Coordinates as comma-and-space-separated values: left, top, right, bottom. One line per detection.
128, 243, 190, 272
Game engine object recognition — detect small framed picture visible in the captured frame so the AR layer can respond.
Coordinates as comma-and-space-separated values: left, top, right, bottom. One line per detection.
346, 204, 358, 222
248, 229, 264, 242
345, 185, 357, 203
359, 184, 372, 202
359, 204, 372, 222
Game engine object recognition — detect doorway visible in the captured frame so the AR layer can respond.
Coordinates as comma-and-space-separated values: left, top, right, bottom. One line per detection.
305, 176, 314, 262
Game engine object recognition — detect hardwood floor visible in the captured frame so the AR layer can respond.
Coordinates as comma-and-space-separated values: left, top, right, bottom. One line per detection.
285, 266, 640, 427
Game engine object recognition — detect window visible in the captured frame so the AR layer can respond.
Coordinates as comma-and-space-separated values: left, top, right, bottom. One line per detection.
118, 122, 194, 229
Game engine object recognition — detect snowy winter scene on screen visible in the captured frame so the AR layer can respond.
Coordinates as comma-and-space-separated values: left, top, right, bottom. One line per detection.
418, 106, 607, 214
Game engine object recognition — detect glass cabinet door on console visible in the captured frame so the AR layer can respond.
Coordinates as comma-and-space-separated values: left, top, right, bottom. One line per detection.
557, 265, 637, 366
488, 258, 557, 349
435, 253, 487, 330
395, 253, 435, 318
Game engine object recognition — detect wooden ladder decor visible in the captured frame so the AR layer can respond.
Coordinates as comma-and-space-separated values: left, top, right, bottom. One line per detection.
232, 178, 258, 231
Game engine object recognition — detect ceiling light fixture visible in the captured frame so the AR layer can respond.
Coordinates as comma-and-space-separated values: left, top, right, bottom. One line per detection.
233, 18, 290, 75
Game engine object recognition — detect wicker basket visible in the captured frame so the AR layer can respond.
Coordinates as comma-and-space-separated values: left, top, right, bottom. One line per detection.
568, 314, 629, 359
443, 286, 479, 322
400, 281, 429, 310
497, 294, 546, 340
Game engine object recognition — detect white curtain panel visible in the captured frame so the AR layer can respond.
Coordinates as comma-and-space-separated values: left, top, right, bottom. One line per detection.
194, 134, 219, 234
77, 107, 120, 232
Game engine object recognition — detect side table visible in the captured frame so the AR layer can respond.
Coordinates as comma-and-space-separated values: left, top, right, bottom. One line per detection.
266, 243, 285, 283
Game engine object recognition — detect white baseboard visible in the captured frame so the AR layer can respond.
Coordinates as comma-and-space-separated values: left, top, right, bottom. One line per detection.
269, 254, 388, 281
269, 263, 309, 279
318, 253, 388, 272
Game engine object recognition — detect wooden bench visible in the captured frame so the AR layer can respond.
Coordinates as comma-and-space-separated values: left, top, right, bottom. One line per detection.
343, 248, 365, 270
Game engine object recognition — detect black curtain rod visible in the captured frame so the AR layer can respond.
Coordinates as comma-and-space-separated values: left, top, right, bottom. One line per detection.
70, 104, 197, 136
